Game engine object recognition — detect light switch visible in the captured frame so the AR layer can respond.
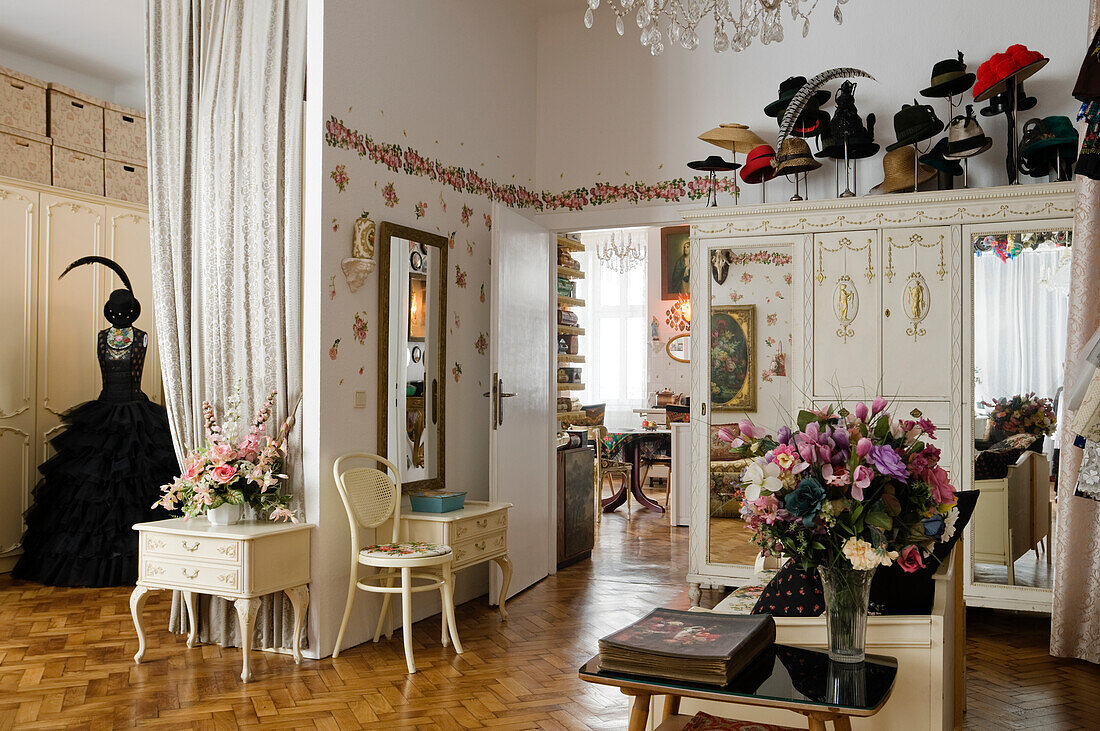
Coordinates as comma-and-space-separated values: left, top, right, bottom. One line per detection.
353, 390, 367, 408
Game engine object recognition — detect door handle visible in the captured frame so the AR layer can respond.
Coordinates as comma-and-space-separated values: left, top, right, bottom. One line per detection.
431, 379, 438, 425
500, 392, 517, 398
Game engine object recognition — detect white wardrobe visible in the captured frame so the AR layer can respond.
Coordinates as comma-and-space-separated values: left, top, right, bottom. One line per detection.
681, 182, 1075, 611
0, 175, 159, 571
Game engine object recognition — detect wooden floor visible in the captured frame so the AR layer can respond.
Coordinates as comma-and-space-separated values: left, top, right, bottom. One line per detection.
1, 501, 1099, 729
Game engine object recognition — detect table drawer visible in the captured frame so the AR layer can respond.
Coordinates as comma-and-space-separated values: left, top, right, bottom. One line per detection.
453, 510, 508, 543
141, 557, 241, 593
452, 529, 507, 569
142, 531, 243, 564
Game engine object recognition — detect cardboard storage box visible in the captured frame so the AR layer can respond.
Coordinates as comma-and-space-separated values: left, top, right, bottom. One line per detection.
48, 83, 104, 151
52, 144, 104, 197
104, 155, 147, 204
0, 124, 51, 185
0, 65, 47, 136
104, 101, 146, 163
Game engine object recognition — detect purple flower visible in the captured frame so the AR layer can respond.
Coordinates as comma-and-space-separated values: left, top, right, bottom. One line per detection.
856, 438, 873, 458
832, 427, 850, 449
854, 402, 869, 421
867, 445, 909, 483
871, 397, 888, 416
777, 425, 792, 445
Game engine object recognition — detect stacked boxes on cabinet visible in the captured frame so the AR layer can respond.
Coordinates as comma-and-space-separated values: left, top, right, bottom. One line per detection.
0, 66, 147, 203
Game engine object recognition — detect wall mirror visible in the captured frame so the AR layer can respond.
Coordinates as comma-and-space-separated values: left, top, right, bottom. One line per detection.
379, 222, 448, 492
966, 223, 1071, 606
666, 333, 689, 363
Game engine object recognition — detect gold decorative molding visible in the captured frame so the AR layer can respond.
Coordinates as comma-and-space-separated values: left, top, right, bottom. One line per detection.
146, 536, 167, 550
903, 272, 930, 341
833, 276, 858, 342
217, 543, 238, 560
145, 562, 166, 577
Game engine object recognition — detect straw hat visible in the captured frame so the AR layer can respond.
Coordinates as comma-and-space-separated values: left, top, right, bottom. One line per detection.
773, 138, 822, 176
871, 146, 937, 194
698, 123, 767, 154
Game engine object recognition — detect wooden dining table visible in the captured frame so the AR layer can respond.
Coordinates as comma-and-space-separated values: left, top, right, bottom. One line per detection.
600, 428, 671, 514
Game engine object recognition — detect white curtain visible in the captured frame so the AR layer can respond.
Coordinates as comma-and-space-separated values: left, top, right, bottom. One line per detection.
578, 231, 647, 429
146, 0, 306, 649
973, 249, 1070, 407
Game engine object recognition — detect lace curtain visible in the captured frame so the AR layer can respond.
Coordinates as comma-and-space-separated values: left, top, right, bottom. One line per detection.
145, 0, 306, 649
1051, 0, 1100, 664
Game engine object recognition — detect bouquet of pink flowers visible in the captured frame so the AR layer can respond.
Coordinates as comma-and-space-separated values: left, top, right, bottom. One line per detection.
154, 389, 298, 522
724, 397, 959, 574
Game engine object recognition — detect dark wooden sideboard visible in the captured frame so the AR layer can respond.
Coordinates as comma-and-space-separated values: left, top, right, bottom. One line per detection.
556, 446, 594, 569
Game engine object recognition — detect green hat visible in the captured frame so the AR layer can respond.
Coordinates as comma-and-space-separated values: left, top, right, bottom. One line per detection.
919, 138, 963, 176
886, 101, 944, 152
920, 51, 976, 98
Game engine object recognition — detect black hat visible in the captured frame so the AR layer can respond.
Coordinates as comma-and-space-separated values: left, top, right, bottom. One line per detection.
817, 113, 878, 160
789, 108, 830, 138
687, 155, 740, 172
886, 101, 945, 151
980, 81, 1037, 117
920, 51, 976, 98
764, 76, 831, 118
919, 138, 964, 176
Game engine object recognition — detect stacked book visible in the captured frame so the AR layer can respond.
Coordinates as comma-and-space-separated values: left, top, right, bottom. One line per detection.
598, 609, 775, 686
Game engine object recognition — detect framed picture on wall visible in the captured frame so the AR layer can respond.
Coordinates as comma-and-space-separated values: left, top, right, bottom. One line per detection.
661, 225, 690, 300
710, 305, 756, 412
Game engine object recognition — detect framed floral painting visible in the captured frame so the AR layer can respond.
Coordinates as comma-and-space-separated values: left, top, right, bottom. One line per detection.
710, 305, 756, 412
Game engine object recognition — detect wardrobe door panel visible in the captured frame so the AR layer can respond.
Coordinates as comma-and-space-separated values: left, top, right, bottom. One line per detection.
105, 206, 161, 402
37, 194, 104, 465
812, 231, 879, 400
0, 183, 38, 558
880, 227, 953, 398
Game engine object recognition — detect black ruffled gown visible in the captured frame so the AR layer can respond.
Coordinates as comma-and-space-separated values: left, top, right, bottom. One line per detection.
13, 328, 180, 586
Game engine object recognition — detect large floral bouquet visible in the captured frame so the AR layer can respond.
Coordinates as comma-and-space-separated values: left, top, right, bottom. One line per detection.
980, 393, 1056, 438
723, 398, 959, 574
154, 389, 298, 522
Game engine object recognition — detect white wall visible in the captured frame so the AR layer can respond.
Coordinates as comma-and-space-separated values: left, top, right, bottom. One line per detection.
308, 0, 539, 658
535, 0, 1088, 204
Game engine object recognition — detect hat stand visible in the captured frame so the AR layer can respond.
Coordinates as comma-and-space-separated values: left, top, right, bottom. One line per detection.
963, 158, 969, 189
761, 178, 769, 204
731, 152, 740, 205
839, 138, 856, 198
912, 138, 934, 193
787, 173, 803, 202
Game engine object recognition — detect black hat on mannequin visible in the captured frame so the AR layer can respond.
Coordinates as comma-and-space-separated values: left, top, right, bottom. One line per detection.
60, 256, 141, 327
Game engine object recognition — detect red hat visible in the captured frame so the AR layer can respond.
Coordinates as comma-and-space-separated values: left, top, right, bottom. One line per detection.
740, 144, 777, 184
974, 45, 1047, 102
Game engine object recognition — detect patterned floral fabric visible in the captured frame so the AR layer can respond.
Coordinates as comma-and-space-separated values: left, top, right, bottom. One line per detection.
682, 712, 798, 731
710, 571, 777, 616
750, 561, 825, 617
360, 542, 451, 559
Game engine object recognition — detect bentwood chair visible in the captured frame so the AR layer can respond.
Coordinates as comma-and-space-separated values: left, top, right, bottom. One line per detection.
332, 453, 462, 673
589, 426, 633, 523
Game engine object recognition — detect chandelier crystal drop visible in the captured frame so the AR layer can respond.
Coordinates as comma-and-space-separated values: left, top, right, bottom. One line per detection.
592, 229, 647, 273
583, 0, 849, 55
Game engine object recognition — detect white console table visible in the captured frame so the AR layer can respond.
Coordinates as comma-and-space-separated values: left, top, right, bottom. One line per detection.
130, 518, 312, 682
383, 501, 513, 618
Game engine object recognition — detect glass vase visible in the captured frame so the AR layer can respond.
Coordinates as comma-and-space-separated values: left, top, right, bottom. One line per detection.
818, 563, 876, 663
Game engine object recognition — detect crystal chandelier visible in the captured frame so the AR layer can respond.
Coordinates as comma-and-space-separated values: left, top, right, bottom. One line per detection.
591, 229, 647, 273
582, 0, 849, 56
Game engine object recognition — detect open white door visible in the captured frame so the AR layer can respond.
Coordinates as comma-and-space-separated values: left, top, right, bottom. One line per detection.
489, 203, 552, 601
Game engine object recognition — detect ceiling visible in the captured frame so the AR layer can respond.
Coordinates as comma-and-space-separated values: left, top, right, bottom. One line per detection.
0, 0, 145, 101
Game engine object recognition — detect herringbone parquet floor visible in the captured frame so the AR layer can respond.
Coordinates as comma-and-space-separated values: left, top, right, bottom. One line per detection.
1, 500, 1099, 729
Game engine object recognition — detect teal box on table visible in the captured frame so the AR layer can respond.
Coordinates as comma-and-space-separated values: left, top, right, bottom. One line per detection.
409, 491, 467, 513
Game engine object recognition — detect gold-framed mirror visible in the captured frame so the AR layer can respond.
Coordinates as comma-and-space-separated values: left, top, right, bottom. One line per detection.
379, 222, 448, 492
666, 332, 689, 363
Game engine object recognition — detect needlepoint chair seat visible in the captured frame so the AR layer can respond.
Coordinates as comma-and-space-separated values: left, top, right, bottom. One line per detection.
360, 542, 451, 560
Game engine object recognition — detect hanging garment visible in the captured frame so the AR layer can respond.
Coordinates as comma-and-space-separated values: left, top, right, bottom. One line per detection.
1076, 102, 1100, 180
1075, 441, 1100, 502
12, 329, 179, 586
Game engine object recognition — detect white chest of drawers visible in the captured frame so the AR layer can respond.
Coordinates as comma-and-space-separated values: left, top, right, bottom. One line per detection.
130, 518, 312, 681
383, 500, 514, 617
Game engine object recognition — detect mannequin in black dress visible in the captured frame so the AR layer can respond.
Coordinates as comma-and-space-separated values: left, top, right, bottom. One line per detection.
13, 257, 179, 586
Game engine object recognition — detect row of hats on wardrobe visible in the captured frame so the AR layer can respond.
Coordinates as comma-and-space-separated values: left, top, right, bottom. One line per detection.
690, 43, 1080, 199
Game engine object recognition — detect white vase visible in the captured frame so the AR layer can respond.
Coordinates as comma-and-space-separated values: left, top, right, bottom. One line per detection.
207, 503, 242, 526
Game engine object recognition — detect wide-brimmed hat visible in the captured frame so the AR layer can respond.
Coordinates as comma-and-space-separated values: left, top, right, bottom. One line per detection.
974, 44, 1048, 102
773, 137, 822, 176
790, 108, 830, 138
687, 155, 740, 172
872, 146, 937, 194
698, 123, 767, 154
886, 101, 944, 151
764, 76, 831, 118
740, 144, 778, 184
921, 51, 976, 98
943, 106, 992, 160
919, 138, 964, 176
1019, 116, 1079, 176
980, 80, 1037, 117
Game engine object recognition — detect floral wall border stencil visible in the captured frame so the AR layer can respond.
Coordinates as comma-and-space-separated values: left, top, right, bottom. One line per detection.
325, 116, 748, 212
330, 164, 348, 192
352, 312, 369, 344
475, 333, 488, 355
414, 200, 427, 219
329, 338, 340, 360
382, 181, 398, 207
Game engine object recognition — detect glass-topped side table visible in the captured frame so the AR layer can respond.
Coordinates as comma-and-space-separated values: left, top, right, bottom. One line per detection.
579, 644, 897, 731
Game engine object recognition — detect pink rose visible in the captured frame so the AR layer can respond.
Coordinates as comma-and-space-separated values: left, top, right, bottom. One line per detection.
209, 443, 237, 464
852, 465, 873, 500
897, 545, 925, 574
927, 466, 956, 506
182, 459, 202, 481
211, 464, 239, 484
238, 434, 262, 461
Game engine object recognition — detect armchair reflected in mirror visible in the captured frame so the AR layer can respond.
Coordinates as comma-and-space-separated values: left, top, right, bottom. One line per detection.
379, 222, 448, 492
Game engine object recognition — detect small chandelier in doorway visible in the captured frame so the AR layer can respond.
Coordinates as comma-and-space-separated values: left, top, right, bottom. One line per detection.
594, 229, 647, 273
